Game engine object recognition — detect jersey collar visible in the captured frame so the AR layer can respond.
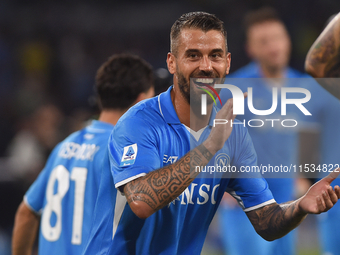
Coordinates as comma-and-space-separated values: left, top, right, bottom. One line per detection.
158, 85, 181, 124
88, 120, 114, 131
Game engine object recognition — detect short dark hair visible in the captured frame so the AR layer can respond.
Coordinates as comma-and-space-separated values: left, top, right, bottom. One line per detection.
243, 7, 283, 34
95, 54, 153, 110
170, 12, 228, 55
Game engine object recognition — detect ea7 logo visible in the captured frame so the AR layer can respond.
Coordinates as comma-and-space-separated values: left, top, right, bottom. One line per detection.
163, 155, 178, 164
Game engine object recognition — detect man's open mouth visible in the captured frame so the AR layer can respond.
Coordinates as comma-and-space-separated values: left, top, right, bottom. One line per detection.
191, 78, 223, 106
193, 78, 215, 87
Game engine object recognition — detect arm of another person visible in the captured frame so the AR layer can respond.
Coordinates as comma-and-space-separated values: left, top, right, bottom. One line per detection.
12, 144, 61, 254
305, 12, 340, 78
305, 12, 340, 99
246, 170, 340, 241
12, 201, 40, 255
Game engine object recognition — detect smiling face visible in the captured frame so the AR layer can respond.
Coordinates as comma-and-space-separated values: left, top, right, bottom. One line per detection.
167, 28, 231, 105
247, 21, 291, 73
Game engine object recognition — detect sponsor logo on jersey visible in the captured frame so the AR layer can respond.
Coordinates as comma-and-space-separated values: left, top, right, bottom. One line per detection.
163, 154, 178, 164
120, 144, 138, 166
169, 183, 220, 207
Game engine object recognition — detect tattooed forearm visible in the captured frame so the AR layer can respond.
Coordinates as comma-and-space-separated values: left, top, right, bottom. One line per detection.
246, 202, 307, 241
305, 13, 340, 78
124, 143, 214, 215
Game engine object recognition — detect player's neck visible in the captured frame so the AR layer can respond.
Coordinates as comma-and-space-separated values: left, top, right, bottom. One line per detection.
171, 88, 212, 132
261, 64, 286, 79
98, 109, 127, 126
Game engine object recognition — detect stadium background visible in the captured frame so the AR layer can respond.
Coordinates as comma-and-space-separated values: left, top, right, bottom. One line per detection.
0, 0, 339, 254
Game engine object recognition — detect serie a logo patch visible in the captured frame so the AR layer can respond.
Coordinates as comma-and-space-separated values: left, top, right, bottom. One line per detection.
120, 144, 138, 167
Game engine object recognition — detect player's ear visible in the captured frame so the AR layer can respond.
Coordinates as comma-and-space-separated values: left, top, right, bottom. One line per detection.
226, 52, 231, 75
167, 52, 176, 74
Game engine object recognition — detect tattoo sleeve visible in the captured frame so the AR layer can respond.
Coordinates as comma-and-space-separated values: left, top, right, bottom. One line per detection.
246, 201, 307, 241
124, 143, 213, 213
309, 27, 340, 77
306, 13, 340, 76
305, 13, 340, 99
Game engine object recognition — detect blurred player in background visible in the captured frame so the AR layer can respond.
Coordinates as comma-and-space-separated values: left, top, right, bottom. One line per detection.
217, 7, 313, 255
305, 12, 340, 255
11, 53, 154, 255
83, 11, 340, 255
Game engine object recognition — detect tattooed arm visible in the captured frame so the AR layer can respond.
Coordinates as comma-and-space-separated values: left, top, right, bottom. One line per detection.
123, 99, 236, 219
305, 13, 340, 99
124, 143, 213, 218
305, 12, 340, 78
246, 170, 340, 241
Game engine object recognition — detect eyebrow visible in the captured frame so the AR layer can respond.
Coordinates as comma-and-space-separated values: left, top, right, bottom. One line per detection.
184, 48, 225, 54
184, 49, 200, 55
211, 48, 224, 54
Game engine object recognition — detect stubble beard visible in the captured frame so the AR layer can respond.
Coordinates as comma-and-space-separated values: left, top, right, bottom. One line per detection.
177, 68, 223, 106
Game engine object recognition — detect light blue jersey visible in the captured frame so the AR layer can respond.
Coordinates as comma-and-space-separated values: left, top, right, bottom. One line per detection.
220, 62, 310, 201
25, 120, 114, 255
83, 86, 274, 255
217, 62, 309, 255
304, 79, 340, 255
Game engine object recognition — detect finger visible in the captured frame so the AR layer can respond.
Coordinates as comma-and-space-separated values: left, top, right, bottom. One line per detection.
334, 185, 340, 198
225, 102, 234, 119
316, 195, 325, 213
226, 99, 233, 110
327, 186, 338, 204
323, 168, 340, 184
243, 92, 248, 99
216, 98, 233, 119
322, 189, 334, 210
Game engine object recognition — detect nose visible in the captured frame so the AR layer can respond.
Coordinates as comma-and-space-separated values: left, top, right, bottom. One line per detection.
199, 56, 213, 72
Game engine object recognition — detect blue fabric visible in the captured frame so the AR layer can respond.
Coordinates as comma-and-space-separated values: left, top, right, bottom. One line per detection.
25, 120, 114, 255
304, 76, 340, 255
218, 62, 309, 255
83, 86, 274, 255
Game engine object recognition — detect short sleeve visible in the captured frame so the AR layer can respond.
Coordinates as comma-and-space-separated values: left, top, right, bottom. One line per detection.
109, 116, 161, 189
227, 124, 275, 211
24, 145, 61, 213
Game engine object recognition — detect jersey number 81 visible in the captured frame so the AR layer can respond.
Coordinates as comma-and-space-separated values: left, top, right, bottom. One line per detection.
41, 165, 88, 245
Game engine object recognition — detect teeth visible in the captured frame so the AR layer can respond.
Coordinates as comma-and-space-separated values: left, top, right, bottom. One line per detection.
196, 78, 213, 83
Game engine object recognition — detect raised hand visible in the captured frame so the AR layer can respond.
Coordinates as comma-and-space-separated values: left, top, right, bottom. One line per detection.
297, 169, 340, 214
204, 92, 247, 154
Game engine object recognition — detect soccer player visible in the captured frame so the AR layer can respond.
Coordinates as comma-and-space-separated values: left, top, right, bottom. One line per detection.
217, 7, 310, 255
11, 53, 155, 255
305, 12, 340, 255
83, 12, 340, 255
